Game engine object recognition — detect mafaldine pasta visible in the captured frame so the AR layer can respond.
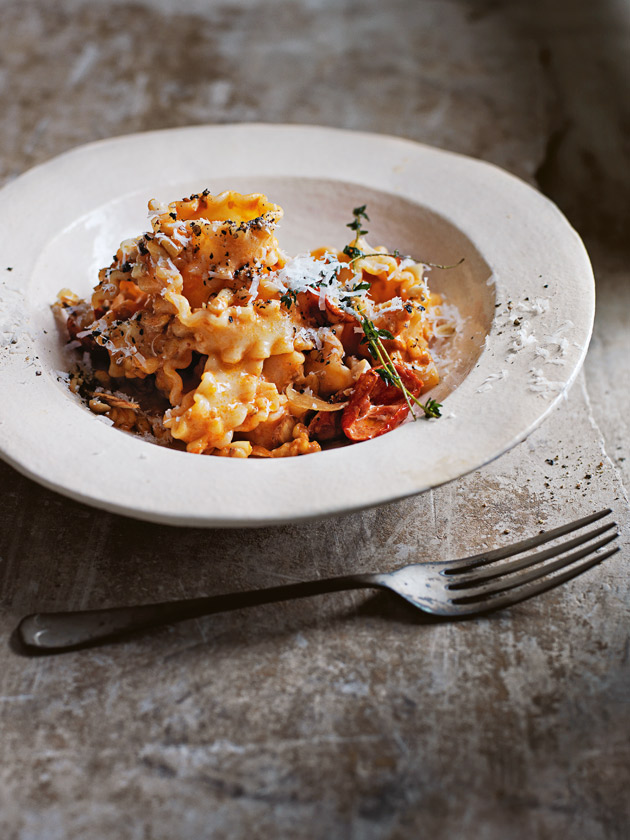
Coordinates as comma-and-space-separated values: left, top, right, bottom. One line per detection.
55, 190, 454, 457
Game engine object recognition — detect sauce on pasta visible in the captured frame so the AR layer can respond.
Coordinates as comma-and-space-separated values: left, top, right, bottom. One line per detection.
55, 190, 453, 457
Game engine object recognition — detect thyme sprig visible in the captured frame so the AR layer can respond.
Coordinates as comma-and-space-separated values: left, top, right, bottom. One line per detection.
282, 204, 446, 420
342, 204, 443, 419
343, 206, 464, 269
346, 205, 370, 239
343, 245, 464, 271
359, 313, 442, 419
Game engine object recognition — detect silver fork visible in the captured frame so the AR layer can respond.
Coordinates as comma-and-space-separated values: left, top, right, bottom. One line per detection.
17, 509, 619, 652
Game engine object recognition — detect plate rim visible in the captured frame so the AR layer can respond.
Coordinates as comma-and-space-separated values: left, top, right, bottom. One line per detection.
0, 123, 594, 526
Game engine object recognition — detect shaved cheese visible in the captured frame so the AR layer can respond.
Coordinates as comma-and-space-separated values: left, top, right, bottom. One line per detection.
516, 297, 549, 316
295, 326, 330, 350
528, 368, 565, 395
248, 273, 260, 301
508, 321, 537, 353
272, 253, 344, 293
422, 301, 462, 337
375, 296, 405, 315
477, 370, 508, 393
170, 222, 190, 247
120, 239, 137, 262
207, 270, 233, 279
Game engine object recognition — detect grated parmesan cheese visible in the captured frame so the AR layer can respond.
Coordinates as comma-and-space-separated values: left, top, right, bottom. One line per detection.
375, 296, 405, 315
170, 222, 190, 247
550, 320, 574, 341
508, 320, 537, 353
516, 297, 549, 316
270, 253, 370, 313
247, 273, 260, 301
528, 368, 565, 396
272, 253, 341, 292
295, 326, 331, 350
477, 370, 508, 393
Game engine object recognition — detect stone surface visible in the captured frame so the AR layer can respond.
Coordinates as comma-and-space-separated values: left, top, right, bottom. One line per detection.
0, 1, 628, 838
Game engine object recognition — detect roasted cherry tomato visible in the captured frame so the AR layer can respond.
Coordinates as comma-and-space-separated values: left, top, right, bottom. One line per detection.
341, 365, 423, 441
308, 410, 343, 442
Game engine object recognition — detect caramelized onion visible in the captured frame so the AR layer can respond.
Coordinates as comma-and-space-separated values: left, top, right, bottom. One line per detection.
285, 384, 347, 412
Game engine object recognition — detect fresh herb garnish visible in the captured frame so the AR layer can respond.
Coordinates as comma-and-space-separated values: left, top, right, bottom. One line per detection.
342, 244, 364, 260
343, 206, 463, 269
358, 313, 442, 420
422, 398, 442, 418
340, 204, 441, 419
346, 249, 399, 263
347, 249, 464, 271
280, 289, 298, 309
346, 205, 370, 237
276, 204, 447, 421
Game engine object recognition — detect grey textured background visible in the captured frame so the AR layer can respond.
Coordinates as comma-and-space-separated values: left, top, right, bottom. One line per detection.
1, 1, 629, 838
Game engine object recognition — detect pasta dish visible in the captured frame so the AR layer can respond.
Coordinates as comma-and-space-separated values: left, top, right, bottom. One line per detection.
55, 190, 454, 458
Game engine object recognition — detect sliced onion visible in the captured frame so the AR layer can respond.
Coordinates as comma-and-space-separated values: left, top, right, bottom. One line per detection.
285, 384, 347, 412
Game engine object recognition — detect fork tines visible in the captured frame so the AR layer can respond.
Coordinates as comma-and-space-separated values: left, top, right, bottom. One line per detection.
444, 508, 620, 611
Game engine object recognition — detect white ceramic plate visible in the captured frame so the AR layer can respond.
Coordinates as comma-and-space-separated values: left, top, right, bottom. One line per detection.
0, 124, 594, 526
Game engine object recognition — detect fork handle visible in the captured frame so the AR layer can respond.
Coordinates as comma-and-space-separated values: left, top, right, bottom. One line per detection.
17, 573, 383, 651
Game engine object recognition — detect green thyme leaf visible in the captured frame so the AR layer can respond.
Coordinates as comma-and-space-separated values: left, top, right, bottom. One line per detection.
422, 398, 442, 418
343, 245, 364, 259
346, 205, 370, 237
341, 204, 445, 424
376, 367, 396, 386
280, 289, 298, 309
354, 312, 442, 423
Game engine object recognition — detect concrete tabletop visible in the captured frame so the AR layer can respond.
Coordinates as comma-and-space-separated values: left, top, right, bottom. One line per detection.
1, 1, 628, 838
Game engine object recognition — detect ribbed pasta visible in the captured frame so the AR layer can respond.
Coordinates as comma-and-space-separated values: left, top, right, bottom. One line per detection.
55, 190, 452, 456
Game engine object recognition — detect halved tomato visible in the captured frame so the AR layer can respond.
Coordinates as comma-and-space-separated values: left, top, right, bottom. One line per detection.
308, 410, 343, 442
341, 365, 423, 441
